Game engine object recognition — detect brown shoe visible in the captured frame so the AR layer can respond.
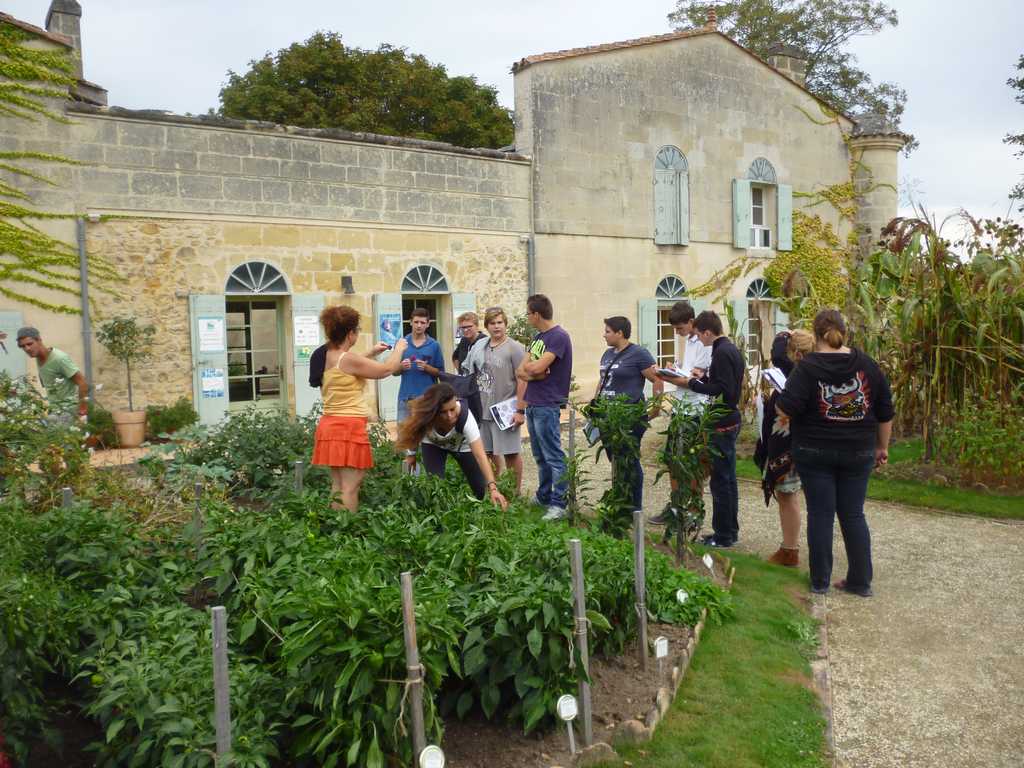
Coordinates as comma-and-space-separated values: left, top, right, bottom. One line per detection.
767, 547, 799, 567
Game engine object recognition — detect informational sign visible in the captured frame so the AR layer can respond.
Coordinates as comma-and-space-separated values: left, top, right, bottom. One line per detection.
556, 694, 579, 721
702, 553, 715, 572
200, 367, 225, 398
676, 589, 689, 604
654, 636, 669, 659
379, 312, 401, 347
419, 745, 445, 768
198, 317, 226, 353
294, 314, 320, 347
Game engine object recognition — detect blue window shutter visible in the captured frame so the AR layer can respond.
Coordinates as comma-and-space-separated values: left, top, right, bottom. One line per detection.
773, 306, 791, 334
729, 298, 749, 353
733, 179, 752, 248
189, 294, 229, 427
777, 183, 793, 251
677, 171, 690, 245
374, 293, 403, 421
0, 310, 27, 378
654, 169, 679, 244
292, 293, 325, 418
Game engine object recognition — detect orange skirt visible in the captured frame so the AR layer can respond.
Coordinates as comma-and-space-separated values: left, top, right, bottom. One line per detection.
312, 415, 373, 469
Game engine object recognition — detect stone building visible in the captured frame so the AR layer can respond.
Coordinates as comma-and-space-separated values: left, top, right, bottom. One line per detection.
0, 3, 904, 423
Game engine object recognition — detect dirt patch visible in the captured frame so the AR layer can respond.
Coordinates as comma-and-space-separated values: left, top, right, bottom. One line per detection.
649, 538, 732, 589
443, 622, 693, 768
25, 696, 101, 768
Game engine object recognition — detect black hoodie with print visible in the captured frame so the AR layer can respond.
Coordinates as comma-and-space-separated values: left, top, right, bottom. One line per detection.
776, 348, 894, 451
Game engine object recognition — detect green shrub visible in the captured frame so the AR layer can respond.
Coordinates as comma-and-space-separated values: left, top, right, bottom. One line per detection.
934, 398, 1024, 489
145, 396, 198, 440
86, 401, 118, 448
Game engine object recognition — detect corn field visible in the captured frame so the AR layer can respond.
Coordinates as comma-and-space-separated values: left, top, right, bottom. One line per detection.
850, 213, 1024, 461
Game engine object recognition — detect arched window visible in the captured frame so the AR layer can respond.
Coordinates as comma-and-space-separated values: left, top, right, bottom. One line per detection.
744, 278, 775, 366
225, 261, 289, 295
733, 157, 792, 251
746, 278, 772, 299
401, 264, 449, 293
747, 157, 777, 184
656, 275, 687, 299
653, 146, 690, 245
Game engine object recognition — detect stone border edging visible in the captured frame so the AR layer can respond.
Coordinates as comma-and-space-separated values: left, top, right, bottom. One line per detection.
809, 598, 837, 766
561, 552, 735, 767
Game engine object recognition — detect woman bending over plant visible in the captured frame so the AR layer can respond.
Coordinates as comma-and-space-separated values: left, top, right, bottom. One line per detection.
312, 306, 407, 511
396, 383, 509, 510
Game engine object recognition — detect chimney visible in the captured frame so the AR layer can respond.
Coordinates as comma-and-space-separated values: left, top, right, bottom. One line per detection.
45, 0, 83, 79
766, 43, 807, 87
705, 7, 718, 30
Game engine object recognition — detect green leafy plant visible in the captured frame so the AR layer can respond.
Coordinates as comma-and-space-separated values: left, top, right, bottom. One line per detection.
145, 397, 198, 440
583, 395, 649, 538
96, 317, 156, 412
655, 397, 729, 547
932, 396, 1024, 490
86, 401, 117, 448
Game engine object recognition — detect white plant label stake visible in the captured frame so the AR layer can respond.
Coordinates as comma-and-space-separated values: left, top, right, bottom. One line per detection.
419, 745, 445, 768
676, 589, 688, 604
703, 553, 714, 572
654, 635, 669, 679
557, 694, 579, 755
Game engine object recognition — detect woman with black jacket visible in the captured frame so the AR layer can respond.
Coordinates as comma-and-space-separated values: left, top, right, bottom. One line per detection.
776, 310, 894, 597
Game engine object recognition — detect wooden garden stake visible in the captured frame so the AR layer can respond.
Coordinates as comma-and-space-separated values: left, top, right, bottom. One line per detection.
568, 539, 593, 747
294, 460, 304, 493
633, 511, 648, 671
567, 404, 576, 461
62, 486, 73, 507
193, 482, 203, 543
400, 572, 427, 759
211, 606, 232, 763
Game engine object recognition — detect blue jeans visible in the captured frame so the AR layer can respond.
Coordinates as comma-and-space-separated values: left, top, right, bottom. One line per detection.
709, 427, 739, 543
527, 405, 566, 509
607, 423, 646, 510
794, 444, 875, 591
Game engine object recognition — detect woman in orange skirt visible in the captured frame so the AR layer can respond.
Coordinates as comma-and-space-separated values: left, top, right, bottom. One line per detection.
312, 306, 406, 510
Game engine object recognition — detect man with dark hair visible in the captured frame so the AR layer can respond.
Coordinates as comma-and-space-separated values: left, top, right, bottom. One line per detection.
396, 307, 444, 422
516, 294, 573, 520
671, 310, 744, 547
16, 326, 89, 422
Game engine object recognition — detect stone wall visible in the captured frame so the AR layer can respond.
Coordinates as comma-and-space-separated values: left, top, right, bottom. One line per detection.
1, 106, 531, 232
85, 218, 528, 413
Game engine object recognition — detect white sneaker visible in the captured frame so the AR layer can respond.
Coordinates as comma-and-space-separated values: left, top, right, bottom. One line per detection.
542, 506, 568, 521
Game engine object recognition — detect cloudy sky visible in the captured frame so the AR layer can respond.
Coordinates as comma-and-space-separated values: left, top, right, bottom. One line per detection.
8, 0, 1022, 225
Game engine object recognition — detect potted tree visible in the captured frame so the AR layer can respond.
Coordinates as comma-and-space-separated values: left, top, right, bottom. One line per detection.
96, 317, 156, 448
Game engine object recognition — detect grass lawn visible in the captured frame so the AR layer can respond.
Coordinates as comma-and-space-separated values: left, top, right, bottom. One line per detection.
606, 550, 828, 768
736, 439, 1024, 520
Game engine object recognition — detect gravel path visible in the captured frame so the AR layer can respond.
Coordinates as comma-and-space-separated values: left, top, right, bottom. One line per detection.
517, 422, 1024, 767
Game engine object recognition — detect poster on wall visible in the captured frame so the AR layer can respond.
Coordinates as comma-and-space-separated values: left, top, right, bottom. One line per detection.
200, 367, 225, 398
293, 314, 320, 362
379, 312, 401, 347
198, 317, 226, 353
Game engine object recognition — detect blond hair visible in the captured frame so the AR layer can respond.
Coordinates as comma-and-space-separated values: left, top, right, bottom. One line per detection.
457, 311, 478, 325
483, 307, 507, 327
787, 328, 814, 361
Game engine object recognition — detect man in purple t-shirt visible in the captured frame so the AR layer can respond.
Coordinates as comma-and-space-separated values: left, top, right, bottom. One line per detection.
516, 294, 573, 520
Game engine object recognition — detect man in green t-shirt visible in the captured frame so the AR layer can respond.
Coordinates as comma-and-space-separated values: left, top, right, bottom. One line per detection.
16, 327, 88, 421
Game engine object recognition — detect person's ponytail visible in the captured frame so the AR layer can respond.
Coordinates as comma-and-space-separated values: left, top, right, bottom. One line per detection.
813, 309, 846, 350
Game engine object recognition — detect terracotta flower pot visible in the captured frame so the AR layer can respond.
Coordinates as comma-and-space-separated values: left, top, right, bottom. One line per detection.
112, 410, 146, 448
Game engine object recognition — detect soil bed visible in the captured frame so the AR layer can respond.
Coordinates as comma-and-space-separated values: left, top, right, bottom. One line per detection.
443, 622, 693, 768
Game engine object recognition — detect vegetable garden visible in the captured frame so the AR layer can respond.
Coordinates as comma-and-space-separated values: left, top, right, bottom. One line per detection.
0, 377, 730, 767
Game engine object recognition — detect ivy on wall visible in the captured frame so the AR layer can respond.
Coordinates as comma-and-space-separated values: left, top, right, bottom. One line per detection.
0, 21, 117, 314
